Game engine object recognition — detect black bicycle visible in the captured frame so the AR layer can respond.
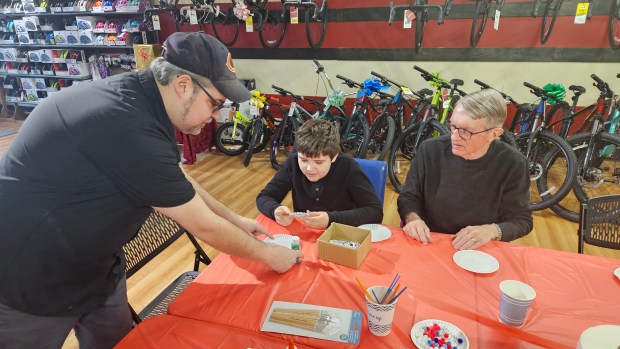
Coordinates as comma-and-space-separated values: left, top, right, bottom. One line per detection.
389, 0, 444, 53
533, 0, 592, 44
470, 0, 505, 48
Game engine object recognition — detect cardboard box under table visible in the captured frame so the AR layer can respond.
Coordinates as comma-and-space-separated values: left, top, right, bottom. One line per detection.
317, 223, 371, 269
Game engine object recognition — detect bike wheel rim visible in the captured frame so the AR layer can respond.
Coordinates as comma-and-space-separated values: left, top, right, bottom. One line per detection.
260, 4, 286, 48
305, 6, 327, 48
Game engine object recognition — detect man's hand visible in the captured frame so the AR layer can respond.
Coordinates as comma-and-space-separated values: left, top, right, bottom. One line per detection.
274, 206, 294, 227
263, 244, 305, 273
236, 216, 273, 239
452, 224, 496, 250
303, 211, 329, 229
403, 219, 431, 244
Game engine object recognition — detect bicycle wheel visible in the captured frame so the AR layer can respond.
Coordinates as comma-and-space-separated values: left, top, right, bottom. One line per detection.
305, 0, 328, 49
551, 132, 620, 222
540, 0, 563, 44
366, 114, 396, 161
610, 0, 620, 49
211, 6, 240, 47
215, 122, 247, 156
387, 119, 448, 193
242, 123, 270, 153
414, 0, 428, 53
258, 1, 288, 48
243, 120, 263, 167
470, 0, 490, 48
270, 115, 298, 170
499, 129, 517, 148
514, 130, 577, 210
340, 111, 370, 158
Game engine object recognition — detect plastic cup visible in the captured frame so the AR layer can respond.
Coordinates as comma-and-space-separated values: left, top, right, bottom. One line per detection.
365, 286, 398, 336
498, 280, 536, 328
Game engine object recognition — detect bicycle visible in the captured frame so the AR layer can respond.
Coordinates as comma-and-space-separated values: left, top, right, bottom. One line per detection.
610, 0, 620, 49
388, 0, 445, 53
470, 0, 506, 48
532, 0, 592, 44
370, 71, 436, 161
386, 67, 465, 192
513, 81, 577, 210
283, 0, 329, 49
549, 73, 620, 222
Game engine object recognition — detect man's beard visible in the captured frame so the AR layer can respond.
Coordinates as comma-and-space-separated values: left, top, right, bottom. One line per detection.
182, 94, 204, 136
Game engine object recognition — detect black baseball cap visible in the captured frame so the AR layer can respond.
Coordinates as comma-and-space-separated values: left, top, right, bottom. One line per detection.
162, 32, 251, 103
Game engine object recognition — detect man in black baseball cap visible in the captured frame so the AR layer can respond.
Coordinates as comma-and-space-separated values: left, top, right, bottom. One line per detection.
162, 32, 251, 103
0, 32, 302, 348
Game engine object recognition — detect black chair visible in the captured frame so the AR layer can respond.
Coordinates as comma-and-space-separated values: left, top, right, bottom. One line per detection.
578, 194, 620, 254
123, 211, 211, 323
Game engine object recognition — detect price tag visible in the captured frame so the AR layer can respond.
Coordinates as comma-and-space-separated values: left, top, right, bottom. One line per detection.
288, 105, 295, 117
189, 9, 198, 25
403, 10, 413, 29
493, 10, 500, 30
250, 104, 259, 116
574, 2, 589, 24
442, 100, 450, 108
215, 4, 220, 17
245, 15, 253, 32
152, 15, 160, 30
401, 86, 414, 96
290, 7, 298, 24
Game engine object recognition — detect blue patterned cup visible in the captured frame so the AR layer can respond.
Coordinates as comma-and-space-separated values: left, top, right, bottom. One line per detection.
499, 280, 536, 327
365, 286, 398, 336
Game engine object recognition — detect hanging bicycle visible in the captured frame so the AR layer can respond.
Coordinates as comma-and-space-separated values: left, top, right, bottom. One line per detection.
470, 0, 506, 48
388, 0, 445, 53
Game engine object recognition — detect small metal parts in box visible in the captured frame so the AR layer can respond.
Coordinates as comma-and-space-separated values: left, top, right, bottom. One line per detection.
329, 240, 360, 250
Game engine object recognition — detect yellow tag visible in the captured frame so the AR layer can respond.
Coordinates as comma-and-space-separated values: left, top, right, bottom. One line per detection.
290, 7, 298, 24
401, 87, 413, 96
574, 2, 589, 24
245, 16, 253, 32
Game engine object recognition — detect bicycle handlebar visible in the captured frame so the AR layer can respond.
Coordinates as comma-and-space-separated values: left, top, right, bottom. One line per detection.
336, 74, 362, 88
474, 79, 518, 104
313, 59, 324, 73
591, 74, 605, 86
271, 84, 303, 100
389, 2, 444, 25
371, 71, 401, 88
617, 73, 620, 78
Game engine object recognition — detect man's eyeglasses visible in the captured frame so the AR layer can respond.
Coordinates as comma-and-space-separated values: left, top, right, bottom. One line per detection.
193, 79, 224, 113
447, 122, 495, 140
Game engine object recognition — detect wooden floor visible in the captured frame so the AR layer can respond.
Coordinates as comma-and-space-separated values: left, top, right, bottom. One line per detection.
0, 118, 618, 349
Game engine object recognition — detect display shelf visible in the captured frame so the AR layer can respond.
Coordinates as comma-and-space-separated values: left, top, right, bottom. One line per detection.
1, 73, 91, 79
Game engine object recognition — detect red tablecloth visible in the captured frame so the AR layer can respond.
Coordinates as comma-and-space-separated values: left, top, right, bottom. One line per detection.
120, 215, 620, 348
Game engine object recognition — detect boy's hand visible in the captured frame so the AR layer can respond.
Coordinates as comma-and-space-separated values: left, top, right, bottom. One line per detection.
274, 206, 294, 226
303, 211, 329, 229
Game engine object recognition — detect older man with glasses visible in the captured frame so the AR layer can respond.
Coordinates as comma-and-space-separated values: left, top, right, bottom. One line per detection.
397, 89, 532, 250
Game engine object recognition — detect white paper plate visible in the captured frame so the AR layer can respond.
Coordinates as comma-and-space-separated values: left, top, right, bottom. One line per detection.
453, 250, 499, 274
614, 268, 620, 281
358, 224, 392, 242
410, 319, 469, 349
263, 234, 294, 249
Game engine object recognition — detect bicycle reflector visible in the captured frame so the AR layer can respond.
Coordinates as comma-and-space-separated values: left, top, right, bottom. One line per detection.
543, 83, 566, 105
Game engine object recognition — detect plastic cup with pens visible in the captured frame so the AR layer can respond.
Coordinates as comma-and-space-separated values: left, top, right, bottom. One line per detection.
356, 275, 407, 336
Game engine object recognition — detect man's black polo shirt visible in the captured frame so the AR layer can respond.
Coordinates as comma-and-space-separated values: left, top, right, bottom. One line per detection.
0, 70, 195, 316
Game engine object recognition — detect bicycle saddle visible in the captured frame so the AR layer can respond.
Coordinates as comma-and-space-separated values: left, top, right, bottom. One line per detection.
569, 85, 586, 94
449, 79, 464, 86
418, 88, 433, 97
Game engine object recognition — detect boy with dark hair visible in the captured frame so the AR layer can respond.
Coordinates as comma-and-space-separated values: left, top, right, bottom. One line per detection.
257, 119, 383, 229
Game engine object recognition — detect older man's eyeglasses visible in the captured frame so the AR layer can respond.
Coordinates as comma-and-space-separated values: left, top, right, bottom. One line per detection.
193, 79, 224, 113
447, 122, 495, 140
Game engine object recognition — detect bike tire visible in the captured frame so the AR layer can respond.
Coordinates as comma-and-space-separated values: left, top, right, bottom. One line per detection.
551, 132, 620, 222
610, 0, 620, 49
270, 115, 298, 170
470, 0, 490, 48
305, 0, 328, 49
366, 114, 396, 161
514, 130, 577, 210
340, 111, 370, 158
540, 0, 563, 44
499, 129, 517, 148
387, 119, 448, 193
211, 6, 240, 47
414, 0, 428, 54
243, 120, 263, 167
258, 2, 288, 49
215, 121, 247, 156
242, 124, 270, 153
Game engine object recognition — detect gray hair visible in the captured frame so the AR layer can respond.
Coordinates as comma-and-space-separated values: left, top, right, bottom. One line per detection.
150, 57, 212, 92
455, 89, 507, 128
